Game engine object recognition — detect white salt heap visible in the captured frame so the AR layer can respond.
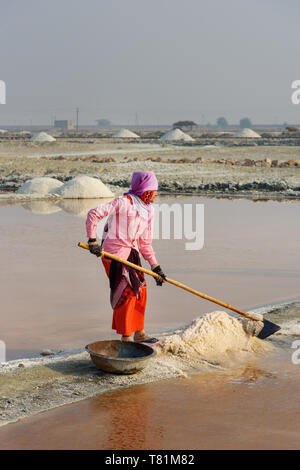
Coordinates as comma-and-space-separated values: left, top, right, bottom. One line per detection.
30, 132, 56, 142
155, 311, 273, 368
54, 176, 114, 199
160, 128, 194, 142
17, 177, 63, 195
113, 129, 140, 138
234, 128, 261, 138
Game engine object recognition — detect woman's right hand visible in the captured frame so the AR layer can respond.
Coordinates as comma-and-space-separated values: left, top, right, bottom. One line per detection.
88, 239, 102, 257
151, 264, 166, 286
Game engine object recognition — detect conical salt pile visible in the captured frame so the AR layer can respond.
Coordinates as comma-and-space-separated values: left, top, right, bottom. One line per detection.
30, 132, 56, 142
113, 129, 140, 138
234, 128, 261, 138
17, 177, 63, 195
160, 128, 194, 142
54, 176, 114, 199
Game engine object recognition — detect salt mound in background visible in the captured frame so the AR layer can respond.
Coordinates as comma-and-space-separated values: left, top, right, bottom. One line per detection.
17, 177, 63, 195
113, 128, 140, 138
30, 132, 56, 142
160, 128, 194, 142
156, 311, 273, 368
234, 128, 261, 138
54, 176, 114, 199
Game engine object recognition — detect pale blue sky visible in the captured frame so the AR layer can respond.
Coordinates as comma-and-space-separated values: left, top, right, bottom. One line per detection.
0, 0, 300, 125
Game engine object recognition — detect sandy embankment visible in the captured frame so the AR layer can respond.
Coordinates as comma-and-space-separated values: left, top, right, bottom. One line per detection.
0, 147, 300, 199
0, 142, 300, 199
0, 311, 274, 427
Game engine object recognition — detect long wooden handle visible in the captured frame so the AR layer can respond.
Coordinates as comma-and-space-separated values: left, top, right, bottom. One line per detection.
78, 242, 262, 322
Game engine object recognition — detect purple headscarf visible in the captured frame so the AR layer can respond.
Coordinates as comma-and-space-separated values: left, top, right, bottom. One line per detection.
126, 171, 158, 196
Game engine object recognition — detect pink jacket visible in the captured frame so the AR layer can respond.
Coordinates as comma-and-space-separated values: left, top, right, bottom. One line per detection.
86, 196, 157, 266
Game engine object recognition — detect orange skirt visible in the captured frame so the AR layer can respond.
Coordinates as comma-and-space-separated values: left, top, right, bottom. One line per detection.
102, 258, 147, 336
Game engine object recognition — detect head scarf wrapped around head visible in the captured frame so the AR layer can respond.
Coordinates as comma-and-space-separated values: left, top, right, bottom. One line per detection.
124, 171, 158, 219
127, 171, 158, 196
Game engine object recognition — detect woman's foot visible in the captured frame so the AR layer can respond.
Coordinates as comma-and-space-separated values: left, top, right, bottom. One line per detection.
121, 335, 132, 342
133, 332, 159, 343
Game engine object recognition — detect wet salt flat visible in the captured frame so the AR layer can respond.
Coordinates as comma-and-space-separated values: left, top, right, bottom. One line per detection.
1, 196, 300, 360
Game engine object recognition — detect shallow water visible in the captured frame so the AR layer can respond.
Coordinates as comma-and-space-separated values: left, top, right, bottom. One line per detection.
1, 351, 299, 450
1, 196, 300, 360
1, 196, 300, 449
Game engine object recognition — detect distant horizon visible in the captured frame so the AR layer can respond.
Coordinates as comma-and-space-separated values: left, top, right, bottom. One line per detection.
1, 0, 300, 126
0, 122, 298, 131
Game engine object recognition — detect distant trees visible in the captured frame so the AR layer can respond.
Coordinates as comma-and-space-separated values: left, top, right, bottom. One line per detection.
96, 119, 111, 127
172, 120, 197, 130
239, 117, 252, 129
216, 117, 228, 128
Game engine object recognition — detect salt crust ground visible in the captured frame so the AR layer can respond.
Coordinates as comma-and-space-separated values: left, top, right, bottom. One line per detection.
0, 311, 273, 426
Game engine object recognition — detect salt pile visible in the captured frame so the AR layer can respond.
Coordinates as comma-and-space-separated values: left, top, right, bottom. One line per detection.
160, 128, 194, 142
234, 128, 261, 138
54, 176, 114, 199
113, 129, 140, 138
17, 177, 63, 195
156, 311, 273, 367
0, 129, 7, 134
30, 132, 56, 142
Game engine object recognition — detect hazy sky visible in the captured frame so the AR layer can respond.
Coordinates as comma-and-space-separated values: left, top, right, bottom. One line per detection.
1, 0, 300, 126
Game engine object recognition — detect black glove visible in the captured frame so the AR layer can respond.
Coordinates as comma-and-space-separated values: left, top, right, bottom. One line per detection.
152, 265, 166, 286
88, 239, 102, 257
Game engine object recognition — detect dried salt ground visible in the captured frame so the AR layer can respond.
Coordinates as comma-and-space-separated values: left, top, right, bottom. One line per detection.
0, 311, 274, 426
160, 128, 194, 142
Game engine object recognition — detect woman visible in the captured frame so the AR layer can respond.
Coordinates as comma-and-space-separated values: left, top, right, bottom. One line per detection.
86, 171, 166, 343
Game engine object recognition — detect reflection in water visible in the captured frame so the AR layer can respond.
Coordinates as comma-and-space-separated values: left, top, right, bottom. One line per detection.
22, 197, 114, 217
88, 386, 165, 450
59, 198, 113, 217
22, 201, 61, 214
